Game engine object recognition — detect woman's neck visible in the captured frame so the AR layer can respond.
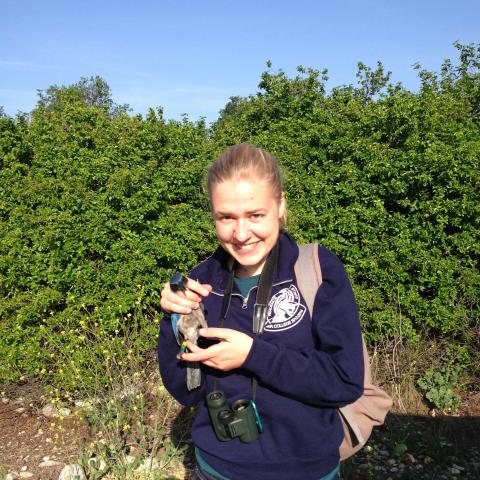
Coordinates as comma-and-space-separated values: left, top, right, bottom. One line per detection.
228, 257, 264, 278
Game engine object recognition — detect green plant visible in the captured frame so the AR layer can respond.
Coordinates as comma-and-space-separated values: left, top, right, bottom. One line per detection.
417, 364, 462, 413
417, 343, 469, 413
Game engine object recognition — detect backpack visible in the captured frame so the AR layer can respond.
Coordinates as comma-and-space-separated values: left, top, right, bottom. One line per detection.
294, 243, 393, 461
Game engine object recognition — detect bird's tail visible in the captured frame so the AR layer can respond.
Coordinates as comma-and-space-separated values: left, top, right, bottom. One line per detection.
186, 362, 202, 390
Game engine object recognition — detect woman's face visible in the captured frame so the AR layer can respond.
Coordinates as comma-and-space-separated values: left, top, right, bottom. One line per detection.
211, 176, 286, 277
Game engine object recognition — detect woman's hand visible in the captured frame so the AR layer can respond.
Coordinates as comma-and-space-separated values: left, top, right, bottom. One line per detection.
160, 278, 212, 314
178, 328, 253, 371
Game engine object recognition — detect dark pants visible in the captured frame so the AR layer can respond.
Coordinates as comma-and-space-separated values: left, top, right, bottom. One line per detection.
191, 465, 340, 480
192, 466, 222, 480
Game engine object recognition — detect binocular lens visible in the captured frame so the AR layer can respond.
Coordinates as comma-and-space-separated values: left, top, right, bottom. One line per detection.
232, 399, 249, 411
218, 408, 235, 425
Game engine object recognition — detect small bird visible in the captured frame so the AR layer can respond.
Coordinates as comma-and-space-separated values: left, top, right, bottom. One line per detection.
176, 304, 208, 390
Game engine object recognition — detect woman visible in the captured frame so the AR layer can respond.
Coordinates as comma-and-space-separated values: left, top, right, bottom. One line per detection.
158, 144, 364, 480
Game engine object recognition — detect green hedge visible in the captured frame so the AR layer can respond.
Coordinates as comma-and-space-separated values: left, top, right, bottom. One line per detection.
0, 43, 478, 391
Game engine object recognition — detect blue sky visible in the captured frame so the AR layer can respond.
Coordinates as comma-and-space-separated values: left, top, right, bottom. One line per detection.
0, 0, 478, 123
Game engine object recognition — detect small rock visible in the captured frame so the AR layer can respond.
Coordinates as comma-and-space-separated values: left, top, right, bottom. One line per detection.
74, 399, 92, 409
58, 464, 86, 480
405, 452, 416, 463
43, 456, 50, 462
39, 459, 62, 467
450, 467, 461, 475
387, 458, 396, 466
19, 473, 33, 479
87, 457, 107, 471
136, 458, 159, 472
20, 467, 27, 472
42, 404, 71, 418
424, 456, 434, 464
14, 397, 25, 404
125, 454, 136, 464
15, 407, 26, 414
5, 473, 19, 480
452, 463, 465, 471
115, 384, 141, 400
2, 397, 10, 404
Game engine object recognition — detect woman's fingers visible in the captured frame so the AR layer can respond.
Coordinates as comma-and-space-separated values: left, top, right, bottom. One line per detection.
178, 329, 253, 371
160, 279, 212, 314
185, 278, 212, 298
179, 343, 220, 362
160, 284, 196, 314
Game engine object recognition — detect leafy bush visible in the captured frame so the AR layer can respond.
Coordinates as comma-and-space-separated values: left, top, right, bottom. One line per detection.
0, 44, 479, 393
417, 365, 462, 413
416, 343, 470, 413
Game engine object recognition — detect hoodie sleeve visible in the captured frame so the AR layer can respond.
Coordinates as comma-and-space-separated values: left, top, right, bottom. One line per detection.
242, 247, 364, 407
157, 313, 206, 407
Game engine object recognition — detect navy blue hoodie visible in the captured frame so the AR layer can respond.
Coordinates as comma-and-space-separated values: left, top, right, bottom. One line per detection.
158, 232, 364, 480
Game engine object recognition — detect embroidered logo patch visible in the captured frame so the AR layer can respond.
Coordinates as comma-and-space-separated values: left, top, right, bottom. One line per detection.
264, 285, 306, 332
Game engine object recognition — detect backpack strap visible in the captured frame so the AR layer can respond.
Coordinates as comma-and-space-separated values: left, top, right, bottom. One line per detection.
294, 243, 322, 317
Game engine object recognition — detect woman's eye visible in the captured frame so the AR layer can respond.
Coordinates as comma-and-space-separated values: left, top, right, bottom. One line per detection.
251, 213, 264, 220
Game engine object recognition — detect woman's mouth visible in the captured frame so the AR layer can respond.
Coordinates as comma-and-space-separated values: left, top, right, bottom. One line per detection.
233, 241, 260, 254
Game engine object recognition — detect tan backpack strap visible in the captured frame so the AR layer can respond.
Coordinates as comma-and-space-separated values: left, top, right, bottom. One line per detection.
294, 243, 322, 317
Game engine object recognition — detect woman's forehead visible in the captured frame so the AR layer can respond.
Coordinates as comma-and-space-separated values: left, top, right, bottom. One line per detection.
212, 177, 273, 196
211, 178, 277, 210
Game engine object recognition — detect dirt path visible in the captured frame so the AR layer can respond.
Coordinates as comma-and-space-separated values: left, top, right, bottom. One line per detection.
0, 392, 90, 480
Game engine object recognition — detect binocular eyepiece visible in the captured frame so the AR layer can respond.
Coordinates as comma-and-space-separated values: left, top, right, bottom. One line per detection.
206, 390, 261, 443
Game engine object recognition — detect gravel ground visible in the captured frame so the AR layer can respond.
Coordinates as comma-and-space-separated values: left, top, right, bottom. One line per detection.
341, 414, 480, 479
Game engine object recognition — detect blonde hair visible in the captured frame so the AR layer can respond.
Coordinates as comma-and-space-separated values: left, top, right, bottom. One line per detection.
207, 143, 286, 227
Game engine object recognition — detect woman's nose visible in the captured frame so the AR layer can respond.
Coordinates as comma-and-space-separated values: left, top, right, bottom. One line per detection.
233, 219, 250, 242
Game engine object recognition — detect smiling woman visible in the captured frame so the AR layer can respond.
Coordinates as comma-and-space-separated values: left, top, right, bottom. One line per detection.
158, 143, 364, 480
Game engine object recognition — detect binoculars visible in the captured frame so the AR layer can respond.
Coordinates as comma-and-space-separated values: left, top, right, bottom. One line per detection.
206, 390, 262, 443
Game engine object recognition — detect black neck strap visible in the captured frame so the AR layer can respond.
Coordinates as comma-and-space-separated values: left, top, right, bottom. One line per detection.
212, 241, 279, 399
253, 242, 278, 334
